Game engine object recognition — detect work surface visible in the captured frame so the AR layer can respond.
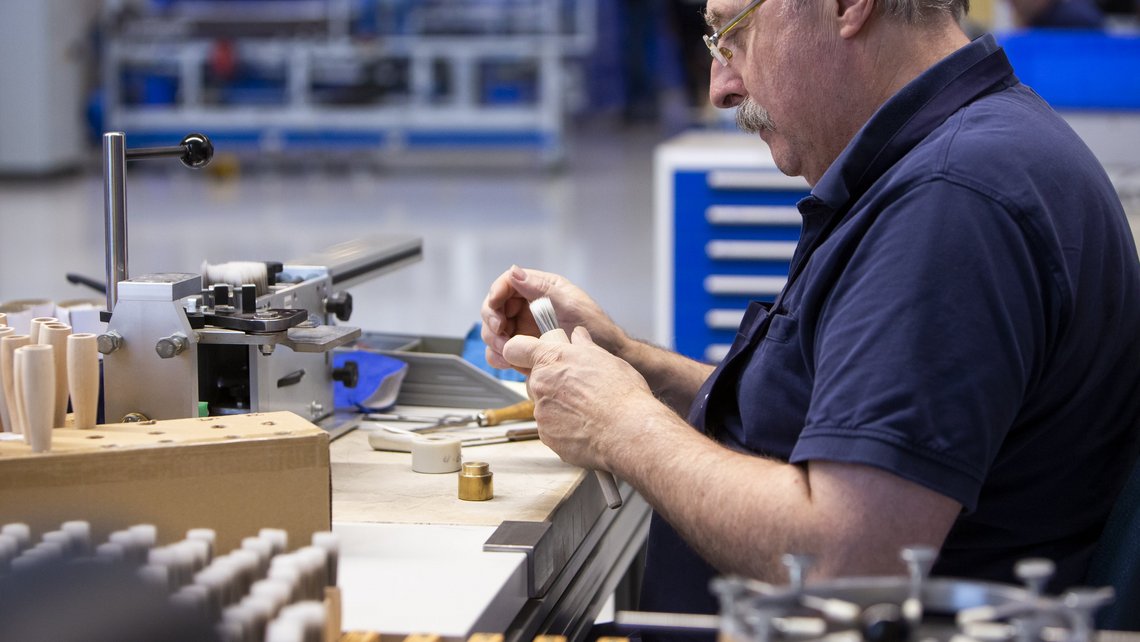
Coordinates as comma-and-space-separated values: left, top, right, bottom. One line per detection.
329, 410, 649, 640
331, 416, 585, 526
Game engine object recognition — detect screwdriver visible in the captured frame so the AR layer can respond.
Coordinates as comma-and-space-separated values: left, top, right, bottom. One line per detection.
367, 426, 539, 452
410, 399, 536, 434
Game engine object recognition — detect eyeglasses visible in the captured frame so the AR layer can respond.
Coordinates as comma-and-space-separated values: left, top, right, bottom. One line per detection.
703, 0, 766, 66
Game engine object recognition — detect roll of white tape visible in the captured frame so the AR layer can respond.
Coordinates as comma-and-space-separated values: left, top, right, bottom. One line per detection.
411, 435, 462, 474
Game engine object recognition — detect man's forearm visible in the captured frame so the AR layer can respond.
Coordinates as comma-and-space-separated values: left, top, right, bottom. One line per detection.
616, 339, 715, 414
605, 404, 959, 582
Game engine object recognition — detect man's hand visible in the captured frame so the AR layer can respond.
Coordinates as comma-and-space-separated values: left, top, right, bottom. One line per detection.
480, 266, 627, 372
501, 326, 658, 472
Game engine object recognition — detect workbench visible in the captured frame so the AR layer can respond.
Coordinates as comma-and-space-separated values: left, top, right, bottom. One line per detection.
330, 412, 651, 642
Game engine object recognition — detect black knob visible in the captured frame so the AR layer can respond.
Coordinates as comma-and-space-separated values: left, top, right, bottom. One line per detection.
326, 291, 353, 322
333, 360, 359, 388
180, 133, 213, 168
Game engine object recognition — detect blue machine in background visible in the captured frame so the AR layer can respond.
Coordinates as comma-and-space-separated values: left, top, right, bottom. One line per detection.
1000, 30, 1140, 110
101, 0, 598, 163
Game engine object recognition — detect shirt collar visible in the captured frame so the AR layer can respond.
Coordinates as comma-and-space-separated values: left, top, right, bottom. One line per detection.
808, 33, 1017, 211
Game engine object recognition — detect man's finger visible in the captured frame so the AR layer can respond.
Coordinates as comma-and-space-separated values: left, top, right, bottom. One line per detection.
571, 325, 594, 346
503, 334, 558, 371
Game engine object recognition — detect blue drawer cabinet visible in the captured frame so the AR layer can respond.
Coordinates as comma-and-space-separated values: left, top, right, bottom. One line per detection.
655, 133, 811, 362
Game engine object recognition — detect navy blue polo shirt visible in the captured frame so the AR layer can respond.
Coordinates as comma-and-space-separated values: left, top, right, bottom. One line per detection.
641, 34, 1140, 632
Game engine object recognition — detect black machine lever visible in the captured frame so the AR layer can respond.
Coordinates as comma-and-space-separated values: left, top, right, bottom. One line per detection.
125, 133, 214, 168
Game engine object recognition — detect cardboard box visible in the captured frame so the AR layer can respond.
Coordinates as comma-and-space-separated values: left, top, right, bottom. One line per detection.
0, 411, 330, 553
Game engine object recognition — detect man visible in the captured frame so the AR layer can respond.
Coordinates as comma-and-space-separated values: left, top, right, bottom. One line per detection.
481, 0, 1140, 627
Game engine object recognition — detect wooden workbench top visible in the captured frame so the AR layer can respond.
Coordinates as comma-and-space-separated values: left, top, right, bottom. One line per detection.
330, 422, 586, 527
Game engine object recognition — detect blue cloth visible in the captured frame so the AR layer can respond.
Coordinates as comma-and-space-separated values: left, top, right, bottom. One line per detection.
462, 323, 526, 382
333, 351, 407, 411
641, 33, 1140, 631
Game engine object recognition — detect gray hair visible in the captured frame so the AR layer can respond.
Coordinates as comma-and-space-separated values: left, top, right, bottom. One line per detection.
878, 0, 970, 23
788, 0, 969, 24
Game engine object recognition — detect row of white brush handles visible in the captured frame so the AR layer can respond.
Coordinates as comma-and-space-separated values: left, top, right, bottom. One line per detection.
538, 328, 624, 509
0, 320, 100, 452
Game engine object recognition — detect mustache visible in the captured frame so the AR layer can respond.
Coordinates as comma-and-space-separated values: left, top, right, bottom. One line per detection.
736, 99, 775, 134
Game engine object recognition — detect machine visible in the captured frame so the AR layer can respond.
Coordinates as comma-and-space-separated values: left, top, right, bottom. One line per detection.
95, 132, 422, 429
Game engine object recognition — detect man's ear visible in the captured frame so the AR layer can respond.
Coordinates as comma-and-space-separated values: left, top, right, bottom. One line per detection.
836, 0, 875, 38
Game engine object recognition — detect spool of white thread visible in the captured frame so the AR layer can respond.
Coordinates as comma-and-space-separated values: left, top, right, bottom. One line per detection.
411, 435, 463, 474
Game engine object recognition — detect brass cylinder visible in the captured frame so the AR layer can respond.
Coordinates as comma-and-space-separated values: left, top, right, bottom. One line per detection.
458, 461, 494, 501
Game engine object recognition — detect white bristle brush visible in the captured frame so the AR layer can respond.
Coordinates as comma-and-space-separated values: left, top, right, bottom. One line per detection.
529, 297, 624, 509
201, 261, 269, 297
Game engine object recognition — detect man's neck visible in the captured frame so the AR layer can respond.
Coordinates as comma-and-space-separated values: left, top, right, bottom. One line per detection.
805, 18, 970, 184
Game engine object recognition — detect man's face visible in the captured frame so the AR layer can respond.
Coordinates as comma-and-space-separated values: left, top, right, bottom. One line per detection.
707, 0, 839, 183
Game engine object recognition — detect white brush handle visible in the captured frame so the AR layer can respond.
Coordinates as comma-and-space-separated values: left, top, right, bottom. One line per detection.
68, 334, 100, 429
1, 334, 32, 435
41, 323, 71, 428
15, 344, 55, 453
538, 328, 624, 509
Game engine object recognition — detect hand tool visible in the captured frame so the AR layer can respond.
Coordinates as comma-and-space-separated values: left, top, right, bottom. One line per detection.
529, 297, 623, 509
367, 425, 539, 452
364, 398, 536, 434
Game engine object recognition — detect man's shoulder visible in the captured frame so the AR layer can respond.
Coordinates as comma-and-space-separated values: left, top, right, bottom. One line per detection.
903, 83, 1111, 201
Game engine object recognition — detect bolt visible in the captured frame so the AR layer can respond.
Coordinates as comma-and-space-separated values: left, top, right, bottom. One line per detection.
309, 401, 325, 418
155, 333, 189, 359
97, 331, 123, 355
258, 344, 275, 356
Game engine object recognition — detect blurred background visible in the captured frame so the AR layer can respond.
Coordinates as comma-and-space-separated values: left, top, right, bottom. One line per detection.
1, 0, 1138, 349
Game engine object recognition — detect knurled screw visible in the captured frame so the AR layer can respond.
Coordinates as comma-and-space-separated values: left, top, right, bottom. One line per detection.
155, 333, 189, 359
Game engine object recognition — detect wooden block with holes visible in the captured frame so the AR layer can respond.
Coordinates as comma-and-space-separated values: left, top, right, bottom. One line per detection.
0, 411, 330, 552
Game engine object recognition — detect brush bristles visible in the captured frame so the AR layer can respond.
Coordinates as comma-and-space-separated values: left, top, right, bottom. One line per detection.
529, 297, 560, 335
201, 261, 269, 297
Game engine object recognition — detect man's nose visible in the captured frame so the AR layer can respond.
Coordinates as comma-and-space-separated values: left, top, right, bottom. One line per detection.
709, 60, 745, 109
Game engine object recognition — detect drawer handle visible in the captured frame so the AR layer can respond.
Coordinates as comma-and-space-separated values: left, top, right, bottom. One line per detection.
705, 309, 746, 330
707, 170, 810, 190
706, 206, 802, 226
707, 240, 797, 261
705, 344, 732, 363
704, 275, 787, 296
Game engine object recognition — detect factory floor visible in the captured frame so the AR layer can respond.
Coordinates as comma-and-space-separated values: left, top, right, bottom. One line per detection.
0, 120, 663, 344
1, 122, 1139, 349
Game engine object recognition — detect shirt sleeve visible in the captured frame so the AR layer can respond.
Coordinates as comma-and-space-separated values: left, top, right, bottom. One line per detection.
790, 177, 1050, 512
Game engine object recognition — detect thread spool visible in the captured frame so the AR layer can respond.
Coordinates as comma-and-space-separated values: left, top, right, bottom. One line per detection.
411, 435, 462, 474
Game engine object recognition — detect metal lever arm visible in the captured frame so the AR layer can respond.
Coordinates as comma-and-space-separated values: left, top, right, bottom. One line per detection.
104, 132, 214, 313
125, 133, 214, 168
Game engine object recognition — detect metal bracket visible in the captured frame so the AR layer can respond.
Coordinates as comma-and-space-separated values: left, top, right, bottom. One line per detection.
483, 468, 616, 598
485, 521, 555, 598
